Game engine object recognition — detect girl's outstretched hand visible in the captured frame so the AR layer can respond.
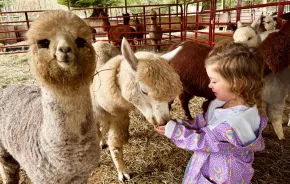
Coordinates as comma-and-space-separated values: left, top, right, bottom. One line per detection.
154, 125, 165, 135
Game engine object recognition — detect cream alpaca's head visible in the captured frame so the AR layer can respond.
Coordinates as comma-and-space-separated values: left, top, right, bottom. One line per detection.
233, 20, 261, 48
120, 38, 182, 126
26, 10, 96, 94
262, 15, 276, 31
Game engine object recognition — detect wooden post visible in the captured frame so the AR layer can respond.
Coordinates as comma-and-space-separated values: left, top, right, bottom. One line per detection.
125, 0, 127, 14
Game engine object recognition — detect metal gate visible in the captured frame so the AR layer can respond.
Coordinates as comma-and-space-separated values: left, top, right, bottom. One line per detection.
184, 0, 290, 47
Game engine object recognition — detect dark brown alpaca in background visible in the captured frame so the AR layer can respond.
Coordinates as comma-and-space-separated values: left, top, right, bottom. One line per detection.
149, 10, 162, 52
132, 13, 145, 45
100, 12, 136, 51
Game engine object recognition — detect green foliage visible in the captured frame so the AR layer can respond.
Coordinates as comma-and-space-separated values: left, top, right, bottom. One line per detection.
0, 0, 14, 9
57, 0, 121, 8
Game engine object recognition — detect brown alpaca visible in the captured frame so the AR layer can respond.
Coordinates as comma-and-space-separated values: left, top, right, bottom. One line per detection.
0, 10, 100, 183
100, 12, 136, 51
132, 13, 145, 45
167, 41, 215, 119
149, 10, 162, 52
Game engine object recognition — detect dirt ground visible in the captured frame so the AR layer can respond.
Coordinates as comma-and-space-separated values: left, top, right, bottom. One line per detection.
0, 51, 289, 184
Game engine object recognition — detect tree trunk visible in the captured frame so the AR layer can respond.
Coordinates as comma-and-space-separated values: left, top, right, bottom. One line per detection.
66, 0, 70, 10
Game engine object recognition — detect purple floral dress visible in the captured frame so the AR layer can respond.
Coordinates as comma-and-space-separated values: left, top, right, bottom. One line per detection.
164, 99, 267, 184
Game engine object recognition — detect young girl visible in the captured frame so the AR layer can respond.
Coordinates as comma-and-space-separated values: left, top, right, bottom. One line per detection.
154, 42, 267, 184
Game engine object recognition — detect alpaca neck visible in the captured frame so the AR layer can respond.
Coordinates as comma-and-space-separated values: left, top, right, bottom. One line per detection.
40, 84, 95, 144
97, 58, 133, 113
151, 19, 158, 30
102, 19, 110, 32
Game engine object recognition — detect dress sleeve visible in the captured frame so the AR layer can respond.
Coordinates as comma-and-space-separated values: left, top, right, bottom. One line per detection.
176, 114, 208, 130
165, 121, 243, 152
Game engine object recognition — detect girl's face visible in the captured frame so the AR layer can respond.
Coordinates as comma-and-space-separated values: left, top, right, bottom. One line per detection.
206, 64, 236, 102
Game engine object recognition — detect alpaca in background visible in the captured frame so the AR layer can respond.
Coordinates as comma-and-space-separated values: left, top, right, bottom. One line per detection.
0, 10, 100, 183
258, 13, 277, 33
233, 19, 262, 47
132, 13, 145, 45
149, 10, 162, 52
233, 14, 277, 45
226, 21, 237, 32
100, 12, 136, 51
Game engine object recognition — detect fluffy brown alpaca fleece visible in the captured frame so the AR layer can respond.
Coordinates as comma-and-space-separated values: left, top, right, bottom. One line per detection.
167, 41, 215, 119
0, 10, 100, 183
100, 13, 136, 51
259, 20, 290, 73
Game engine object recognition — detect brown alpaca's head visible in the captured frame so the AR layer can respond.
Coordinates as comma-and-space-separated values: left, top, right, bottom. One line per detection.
150, 10, 157, 21
26, 10, 96, 94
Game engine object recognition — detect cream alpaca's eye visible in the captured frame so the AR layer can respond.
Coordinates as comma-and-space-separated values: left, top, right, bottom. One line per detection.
248, 37, 252, 41
75, 37, 87, 48
140, 83, 149, 95
141, 89, 148, 95
37, 39, 50, 48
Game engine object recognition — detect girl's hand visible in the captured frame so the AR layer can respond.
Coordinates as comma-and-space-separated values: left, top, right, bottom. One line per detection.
154, 125, 165, 135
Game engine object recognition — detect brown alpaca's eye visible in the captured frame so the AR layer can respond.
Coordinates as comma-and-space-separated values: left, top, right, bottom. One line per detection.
37, 39, 50, 48
75, 37, 87, 48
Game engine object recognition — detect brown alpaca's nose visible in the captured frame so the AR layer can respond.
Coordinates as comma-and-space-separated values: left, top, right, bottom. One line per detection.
58, 46, 72, 53
55, 40, 75, 66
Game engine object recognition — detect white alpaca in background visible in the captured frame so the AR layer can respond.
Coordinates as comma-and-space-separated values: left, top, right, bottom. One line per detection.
233, 20, 262, 47
233, 15, 277, 46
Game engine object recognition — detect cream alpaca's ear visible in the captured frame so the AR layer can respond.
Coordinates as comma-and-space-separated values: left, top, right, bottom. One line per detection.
237, 21, 243, 28
251, 18, 261, 30
161, 46, 182, 61
121, 37, 138, 71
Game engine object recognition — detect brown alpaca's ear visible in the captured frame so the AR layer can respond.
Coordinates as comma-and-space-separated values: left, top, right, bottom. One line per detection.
259, 33, 290, 73
121, 37, 138, 71
279, 20, 290, 35
280, 12, 290, 20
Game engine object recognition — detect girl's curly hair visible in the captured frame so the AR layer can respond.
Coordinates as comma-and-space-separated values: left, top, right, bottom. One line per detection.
205, 42, 264, 110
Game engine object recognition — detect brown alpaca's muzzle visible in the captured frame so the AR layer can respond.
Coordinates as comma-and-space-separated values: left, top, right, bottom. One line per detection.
55, 39, 76, 69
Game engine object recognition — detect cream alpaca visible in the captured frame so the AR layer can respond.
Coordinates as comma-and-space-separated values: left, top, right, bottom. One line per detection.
92, 38, 182, 181
0, 10, 100, 183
